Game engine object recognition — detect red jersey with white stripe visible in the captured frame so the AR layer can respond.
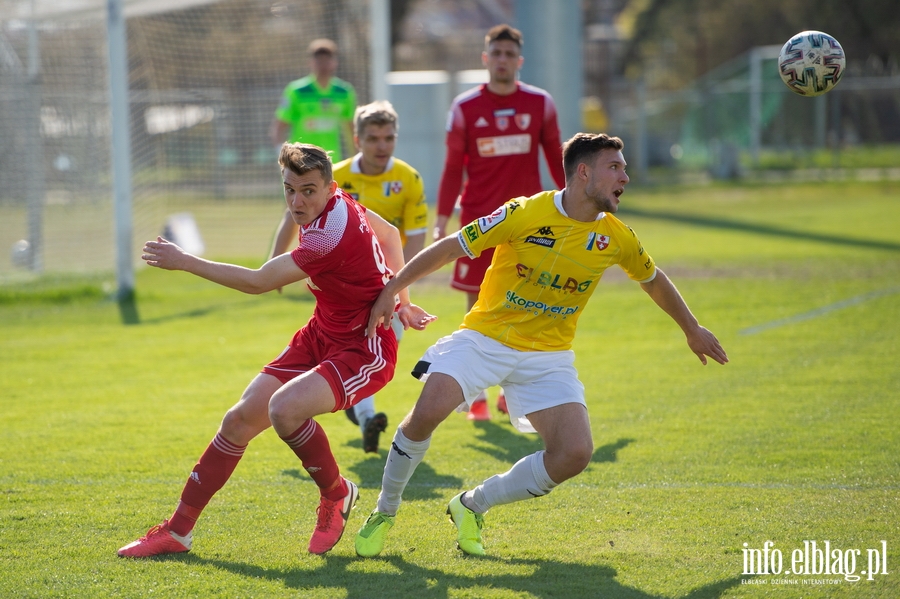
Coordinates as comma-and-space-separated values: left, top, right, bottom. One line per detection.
291, 189, 392, 338
437, 82, 566, 222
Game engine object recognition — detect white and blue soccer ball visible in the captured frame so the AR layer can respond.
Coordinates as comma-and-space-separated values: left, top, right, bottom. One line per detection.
778, 30, 845, 97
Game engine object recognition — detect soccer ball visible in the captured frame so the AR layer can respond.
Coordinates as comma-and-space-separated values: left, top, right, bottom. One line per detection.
778, 30, 845, 97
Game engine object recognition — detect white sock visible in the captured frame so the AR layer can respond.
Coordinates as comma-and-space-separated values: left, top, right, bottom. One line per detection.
376, 428, 431, 515
470, 450, 558, 512
354, 396, 376, 433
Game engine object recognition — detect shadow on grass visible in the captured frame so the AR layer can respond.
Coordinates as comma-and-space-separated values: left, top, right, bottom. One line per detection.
169, 552, 741, 599
469, 420, 543, 463
592, 437, 636, 464
117, 292, 140, 325
619, 206, 900, 252
468, 421, 635, 467
129, 297, 264, 326
283, 462, 464, 503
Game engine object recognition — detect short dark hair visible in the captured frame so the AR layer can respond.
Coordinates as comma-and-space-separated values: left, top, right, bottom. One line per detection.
354, 100, 399, 137
484, 24, 523, 50
562, 133, 625, 180
278, 143, 333, 184
308, 38, 337, 57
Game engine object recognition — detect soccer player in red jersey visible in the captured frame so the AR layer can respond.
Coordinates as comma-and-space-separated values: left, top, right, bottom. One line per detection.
117, 143, 435, 558
434, 23, 567, 420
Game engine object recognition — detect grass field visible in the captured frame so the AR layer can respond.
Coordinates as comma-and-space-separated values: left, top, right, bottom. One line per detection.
1, 180, 898, 598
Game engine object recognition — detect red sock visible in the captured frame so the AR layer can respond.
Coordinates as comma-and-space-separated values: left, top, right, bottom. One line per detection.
280, 419, 341, 497
169, 432, 246, 536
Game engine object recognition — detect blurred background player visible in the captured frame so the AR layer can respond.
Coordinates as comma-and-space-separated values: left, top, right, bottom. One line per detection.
270, 101, 428, 454
433, 24, 567, 421
269, 38, 357, 260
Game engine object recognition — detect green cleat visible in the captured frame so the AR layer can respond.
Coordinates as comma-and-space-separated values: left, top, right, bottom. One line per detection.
355, 511, 395, 557
446, 493, 486, 556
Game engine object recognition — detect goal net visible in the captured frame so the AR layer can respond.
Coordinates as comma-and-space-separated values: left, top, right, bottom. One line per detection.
0, 0, 370, 282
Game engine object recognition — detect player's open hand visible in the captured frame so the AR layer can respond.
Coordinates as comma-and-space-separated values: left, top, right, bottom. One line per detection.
396, 302, 437, 331
686, 326, 728, 365
142, 236, 189, 271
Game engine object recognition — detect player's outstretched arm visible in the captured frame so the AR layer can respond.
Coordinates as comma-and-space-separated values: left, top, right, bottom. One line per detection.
639, 268, 728, 366
269, 209, 299, 260
142, 236, 307, 295
366, 235, 465, 338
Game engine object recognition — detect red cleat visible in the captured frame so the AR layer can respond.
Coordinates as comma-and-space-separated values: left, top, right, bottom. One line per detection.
496, 392, 508, 415
467, 399, 490, 421
308, 478, 358, 554
117, 520, 192, 558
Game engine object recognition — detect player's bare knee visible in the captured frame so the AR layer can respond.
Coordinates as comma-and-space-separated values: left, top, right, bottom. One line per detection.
400, 407, 438, 442
220, 408, 263, 444
266, 391, 292, 430
547, 439, 593, 481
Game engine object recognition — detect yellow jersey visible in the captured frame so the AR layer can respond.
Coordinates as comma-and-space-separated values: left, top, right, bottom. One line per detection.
333, 155, 427, 247
458, 190, 657, 351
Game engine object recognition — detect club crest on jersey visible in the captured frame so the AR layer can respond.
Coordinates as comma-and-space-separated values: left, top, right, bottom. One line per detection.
515, 114, 531, 129
496, 116, 509, 131
478, 205, 508, 233
586, 232, 610, 251
381, 180, 403, 196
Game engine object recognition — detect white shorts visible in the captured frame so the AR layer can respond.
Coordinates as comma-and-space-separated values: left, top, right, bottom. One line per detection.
391, 313, 405, 343
412, 329, 585, 433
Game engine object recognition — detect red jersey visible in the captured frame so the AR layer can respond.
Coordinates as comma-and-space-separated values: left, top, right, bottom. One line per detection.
437, 82, 566, 221
291, 189, 392, 338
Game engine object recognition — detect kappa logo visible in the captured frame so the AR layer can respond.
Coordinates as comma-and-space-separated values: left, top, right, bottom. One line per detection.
537, 226, 554, 236
341, 181, 355, 190
475, 116, 489, 127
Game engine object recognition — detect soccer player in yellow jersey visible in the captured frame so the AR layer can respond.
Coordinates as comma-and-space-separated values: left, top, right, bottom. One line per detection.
269, 101, 428, 454
355, 132, 728, 557
333, 101, 427, 262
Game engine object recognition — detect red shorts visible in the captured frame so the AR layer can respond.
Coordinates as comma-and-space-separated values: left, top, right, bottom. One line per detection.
451, 248, 495, 293
262, 318, 397, 412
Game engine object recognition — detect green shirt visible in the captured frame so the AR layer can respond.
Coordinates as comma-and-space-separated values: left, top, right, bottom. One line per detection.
274, 75, 356, 160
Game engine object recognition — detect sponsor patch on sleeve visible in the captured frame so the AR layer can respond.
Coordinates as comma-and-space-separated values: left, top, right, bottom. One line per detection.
477, 205, 508, 233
